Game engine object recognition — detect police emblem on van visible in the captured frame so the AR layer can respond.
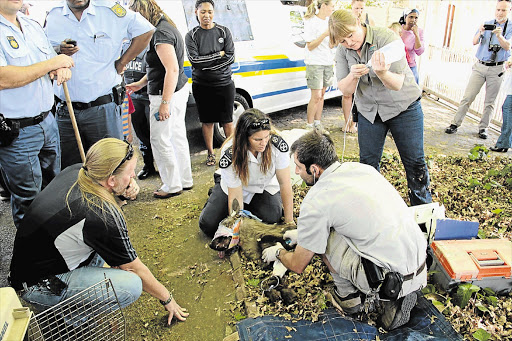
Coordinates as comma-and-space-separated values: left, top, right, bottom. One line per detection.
218, 37, 224, 44
7, 36, 19, 49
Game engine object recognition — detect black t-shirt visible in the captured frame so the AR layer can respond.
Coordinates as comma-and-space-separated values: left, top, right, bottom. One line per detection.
185, 23, 235, 87
9, 164, 137, 289
146, 17, 188, 95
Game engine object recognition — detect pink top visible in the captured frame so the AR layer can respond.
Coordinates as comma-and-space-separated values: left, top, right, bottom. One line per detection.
401, 27, 424, 68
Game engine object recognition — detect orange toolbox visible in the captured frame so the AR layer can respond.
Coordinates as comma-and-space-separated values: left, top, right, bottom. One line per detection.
431, 239, 512, 294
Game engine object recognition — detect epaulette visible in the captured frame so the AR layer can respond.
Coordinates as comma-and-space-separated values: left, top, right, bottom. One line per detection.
270, 134, 289, 152
110, 3, 127, 17
219, 147, 233, 168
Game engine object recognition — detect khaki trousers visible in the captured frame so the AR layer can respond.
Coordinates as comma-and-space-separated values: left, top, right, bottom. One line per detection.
452, 62, 505, 130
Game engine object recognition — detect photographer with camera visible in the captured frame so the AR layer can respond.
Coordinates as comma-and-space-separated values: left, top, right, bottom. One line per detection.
262, 131, 427, 331
445, 0, 512, 139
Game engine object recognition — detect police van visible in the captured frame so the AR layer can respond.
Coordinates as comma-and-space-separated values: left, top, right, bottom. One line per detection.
158, 0, 341, 143
31, 0, 341, 144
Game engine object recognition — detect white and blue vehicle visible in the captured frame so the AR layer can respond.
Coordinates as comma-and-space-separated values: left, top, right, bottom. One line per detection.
161, 0, 342, 143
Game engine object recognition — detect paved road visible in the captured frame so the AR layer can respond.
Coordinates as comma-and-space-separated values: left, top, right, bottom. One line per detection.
0, 95, 509, 287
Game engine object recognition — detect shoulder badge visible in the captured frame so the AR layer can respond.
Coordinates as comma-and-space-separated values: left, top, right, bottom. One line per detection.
110, 3, 126, 17
219, 147, 233, 169
7, 36, 19, 49
271, 134, 289, 153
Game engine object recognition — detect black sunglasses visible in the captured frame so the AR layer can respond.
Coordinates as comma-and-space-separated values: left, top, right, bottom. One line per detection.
250, 118, 270, 129
113, 141, 134, 174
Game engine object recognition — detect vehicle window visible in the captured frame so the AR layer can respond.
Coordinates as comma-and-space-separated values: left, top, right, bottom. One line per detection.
183, 0, 254, 42
290, 10, 305, 48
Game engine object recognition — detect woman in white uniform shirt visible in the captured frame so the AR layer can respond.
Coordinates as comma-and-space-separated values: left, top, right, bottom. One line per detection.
199, 109, 294, 237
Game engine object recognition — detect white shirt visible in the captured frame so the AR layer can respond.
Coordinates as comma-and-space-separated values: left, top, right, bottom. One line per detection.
0, 13, 56, 118
44, 0, 154, 102
219, 138, 290, 204
297, 162, 427, 276
303, 15, 334, 66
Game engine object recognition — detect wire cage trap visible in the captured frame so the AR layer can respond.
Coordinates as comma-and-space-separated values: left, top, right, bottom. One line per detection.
26, 278, 126, 341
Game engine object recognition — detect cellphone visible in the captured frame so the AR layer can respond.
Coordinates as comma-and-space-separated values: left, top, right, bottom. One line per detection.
65, 39, 77, 46
154, 112, 160, 121
484, 24, 496, 31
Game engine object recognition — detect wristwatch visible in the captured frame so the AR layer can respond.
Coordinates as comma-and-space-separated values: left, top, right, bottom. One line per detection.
275, 248, 285, 261
160, 292, 173, 306
161, 100, 170, 104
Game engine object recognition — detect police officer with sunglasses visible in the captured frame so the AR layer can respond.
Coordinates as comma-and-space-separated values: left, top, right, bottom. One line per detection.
199, 109, 295, 240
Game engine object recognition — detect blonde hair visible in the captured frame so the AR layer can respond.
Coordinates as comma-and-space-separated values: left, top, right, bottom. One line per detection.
304, 0, 332, 19
130, 0, 176, 27
328, 10, 357, 46
66, 138, 135, 218
388, 22, 402, 35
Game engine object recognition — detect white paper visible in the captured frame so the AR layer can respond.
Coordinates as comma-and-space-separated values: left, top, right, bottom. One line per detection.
366, 39, 406, 67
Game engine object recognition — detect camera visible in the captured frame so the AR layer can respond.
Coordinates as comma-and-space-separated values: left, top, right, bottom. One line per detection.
489, 44, 501, 52
484, 24, 496, 31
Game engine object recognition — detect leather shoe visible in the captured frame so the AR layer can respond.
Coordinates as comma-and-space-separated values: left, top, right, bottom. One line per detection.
137, 166, 156, 180
490, 146, 509, 152
478, 129, 488, 139
445, 124, 458, 134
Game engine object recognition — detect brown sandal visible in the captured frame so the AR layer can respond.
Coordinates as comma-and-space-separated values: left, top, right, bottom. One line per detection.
206, 153, 216, 166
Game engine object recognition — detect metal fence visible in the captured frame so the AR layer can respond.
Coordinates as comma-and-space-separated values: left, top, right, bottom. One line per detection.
26, 279, 125, 341
420, 44, 506, 127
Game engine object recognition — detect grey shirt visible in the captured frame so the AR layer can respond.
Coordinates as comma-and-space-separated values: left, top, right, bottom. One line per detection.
335, 26, 421, 123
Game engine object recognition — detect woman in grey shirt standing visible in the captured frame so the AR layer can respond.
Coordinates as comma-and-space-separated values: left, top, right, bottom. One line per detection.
330, 10, 431, 206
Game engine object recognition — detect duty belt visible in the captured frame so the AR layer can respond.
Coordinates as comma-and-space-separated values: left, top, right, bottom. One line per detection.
478, 60, 505, 67
6, 111, 50, 129
403, 260, 426, 281
57, 93, 114, 110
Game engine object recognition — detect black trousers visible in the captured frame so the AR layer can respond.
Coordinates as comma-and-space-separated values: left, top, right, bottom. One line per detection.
199, 173, 283, 238
130, 98, 154, 168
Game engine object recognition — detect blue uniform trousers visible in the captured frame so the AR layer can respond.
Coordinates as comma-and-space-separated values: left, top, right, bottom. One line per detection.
57, 102, 123, 169
0, 114, 60, 227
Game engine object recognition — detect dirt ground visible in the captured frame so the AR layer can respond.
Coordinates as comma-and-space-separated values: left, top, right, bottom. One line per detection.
120, 95, 510, 340
0, 95, 510, 340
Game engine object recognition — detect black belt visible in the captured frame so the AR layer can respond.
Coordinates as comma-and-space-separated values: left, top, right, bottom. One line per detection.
6, 111, 50, 129
478, 60, 505, 67
403, 260, 426, 281
58, 94, 114, 111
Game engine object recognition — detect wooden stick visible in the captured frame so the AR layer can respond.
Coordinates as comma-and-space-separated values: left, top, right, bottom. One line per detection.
62, 82, 86, 163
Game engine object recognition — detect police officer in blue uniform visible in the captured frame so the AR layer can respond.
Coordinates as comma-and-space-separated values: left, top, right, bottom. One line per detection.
122, 43, 155, 179
45, 0, 154, 169
0, 0, 74, 227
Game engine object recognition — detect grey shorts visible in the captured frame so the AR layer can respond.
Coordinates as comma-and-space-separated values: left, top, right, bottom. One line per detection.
306, 65, 334, 90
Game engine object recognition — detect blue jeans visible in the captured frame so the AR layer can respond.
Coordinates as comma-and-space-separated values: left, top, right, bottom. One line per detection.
410, 66, 419, 84
57, 102, 123, 169
21, 254, 142, 312
496, 95, 512, 148
0, 114, 60, 227
358, 100, 432, 206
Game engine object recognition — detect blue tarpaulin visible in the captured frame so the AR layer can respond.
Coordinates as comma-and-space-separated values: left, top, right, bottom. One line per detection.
237, 296, 462, 341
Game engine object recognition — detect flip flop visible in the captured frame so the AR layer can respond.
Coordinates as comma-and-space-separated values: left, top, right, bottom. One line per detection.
153, 190, 182, 199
